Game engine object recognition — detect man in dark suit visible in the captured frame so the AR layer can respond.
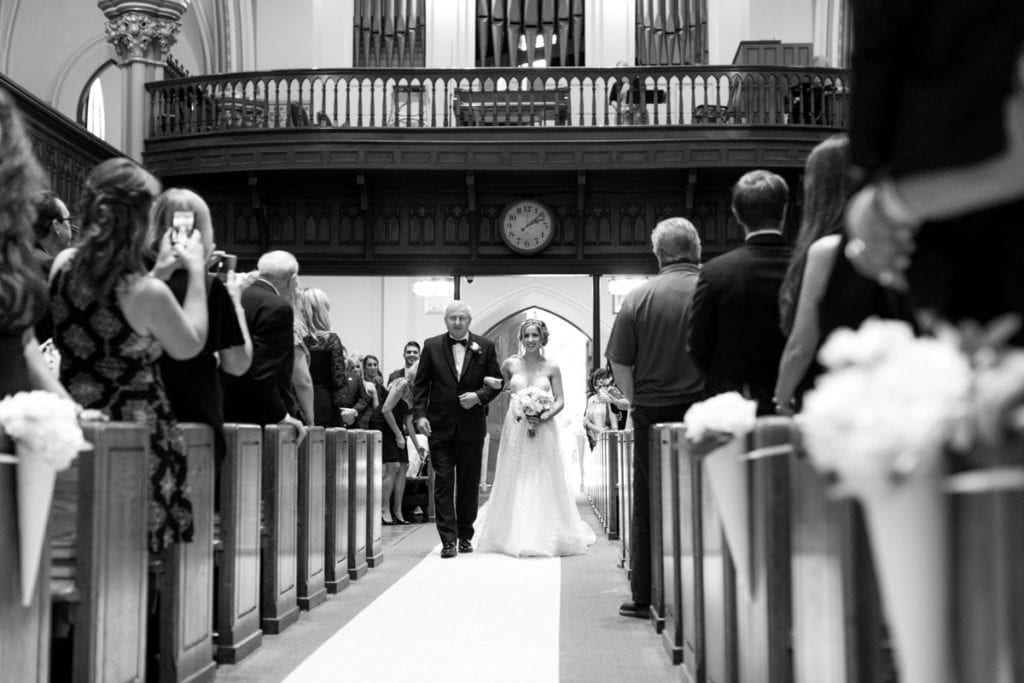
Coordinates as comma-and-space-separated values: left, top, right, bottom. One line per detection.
687, 170, 793, 415
413, 300, 502, 558
336, 356, 370, 427
386, 340, 421, 384
223, 250, 306, 443
30, 190, 73, 341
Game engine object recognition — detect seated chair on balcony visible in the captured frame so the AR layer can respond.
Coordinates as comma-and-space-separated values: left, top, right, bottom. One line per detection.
453, 85, 570, 127
288, 102, 312, 127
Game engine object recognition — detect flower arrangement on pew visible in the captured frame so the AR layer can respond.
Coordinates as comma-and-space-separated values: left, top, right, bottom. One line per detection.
683, 391, 759, 593
511, 386, 554, 438
0, 390, 87, 605
795, 316, 1024, 683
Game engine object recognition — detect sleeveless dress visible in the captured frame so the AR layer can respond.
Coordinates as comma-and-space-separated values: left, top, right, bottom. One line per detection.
50, 263, 194, 553
476, 373, 596, 558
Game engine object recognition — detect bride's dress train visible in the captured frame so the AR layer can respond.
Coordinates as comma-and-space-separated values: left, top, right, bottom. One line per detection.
476, 379, 596, 558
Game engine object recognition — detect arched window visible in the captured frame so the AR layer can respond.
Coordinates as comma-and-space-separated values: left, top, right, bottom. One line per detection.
77, 60, 119, 142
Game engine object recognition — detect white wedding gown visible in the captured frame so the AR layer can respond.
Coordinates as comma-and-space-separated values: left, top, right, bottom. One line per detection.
475, 374, 597, 558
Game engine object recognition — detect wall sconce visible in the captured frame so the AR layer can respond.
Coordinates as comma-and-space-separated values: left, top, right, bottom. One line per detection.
412, 277, 454, 298
608, 276, 647, 313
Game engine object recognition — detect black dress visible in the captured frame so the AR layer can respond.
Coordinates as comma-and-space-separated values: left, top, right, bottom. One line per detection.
0, 267, 47, 397
381, 396, 410, 464
50, 261, 194, 553
794, 233, 914, 404
161, 271, 244, 465
306, 331, 347, 427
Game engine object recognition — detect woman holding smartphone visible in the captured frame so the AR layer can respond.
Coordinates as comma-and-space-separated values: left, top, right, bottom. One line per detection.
146, 188, 253, 472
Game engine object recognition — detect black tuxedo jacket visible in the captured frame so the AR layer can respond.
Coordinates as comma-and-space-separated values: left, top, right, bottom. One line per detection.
224, 279, 296, 425
686, 233, 793, 414
412, 331, 502, 442
336, 371, 370, 423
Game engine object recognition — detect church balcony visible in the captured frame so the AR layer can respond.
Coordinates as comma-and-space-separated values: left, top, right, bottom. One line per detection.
143, 65, 849, 176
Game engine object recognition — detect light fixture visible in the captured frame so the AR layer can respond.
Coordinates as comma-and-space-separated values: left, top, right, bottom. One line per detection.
412, 277, 454, 298
607, 277, 647, 297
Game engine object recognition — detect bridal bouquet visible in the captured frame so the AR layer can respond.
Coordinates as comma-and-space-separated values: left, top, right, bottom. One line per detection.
511, 386, 554, 438
0, 390, 87, 606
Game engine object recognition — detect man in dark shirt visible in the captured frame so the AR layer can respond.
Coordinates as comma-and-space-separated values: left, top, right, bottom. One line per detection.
30, 191, 72, 340
605, 217, 704, 620
687, 170, 793, 415
386, 340, 421, 384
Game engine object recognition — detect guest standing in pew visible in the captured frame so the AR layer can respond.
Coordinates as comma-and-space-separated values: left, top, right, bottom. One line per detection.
296, 286, 349, 427
362, 353, 386, 418
335, 352, 371, 428
845, 0, 1024, 344
223, 250, 306, 444
145, 188, 252, 469
413, 300, 502, 559
686, 170, 793, 415
0, 88, 69, 402
605, 217, 705, 619
774, 135, 913, 413
49, 158, 208, 552
386, 340, 420, 384
29, 190, 74, 343
380, 362, 424, 525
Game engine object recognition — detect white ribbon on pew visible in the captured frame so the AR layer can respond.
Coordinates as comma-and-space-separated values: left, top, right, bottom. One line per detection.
740, 444, 794, 461
0, 454, 17, 464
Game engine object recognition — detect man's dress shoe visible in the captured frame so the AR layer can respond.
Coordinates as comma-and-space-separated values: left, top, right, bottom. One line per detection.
441, 542, 457, 559
458, 539, 473, 554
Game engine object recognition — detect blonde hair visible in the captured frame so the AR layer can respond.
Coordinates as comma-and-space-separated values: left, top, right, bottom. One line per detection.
297, 287, 332, 340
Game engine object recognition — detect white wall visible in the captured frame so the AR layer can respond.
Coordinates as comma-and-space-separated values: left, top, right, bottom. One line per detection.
298, 273, 642, 381
425, 0, 474, 67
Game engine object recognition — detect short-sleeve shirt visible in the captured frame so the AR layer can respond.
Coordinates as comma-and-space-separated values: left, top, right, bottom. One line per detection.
605, 262, 704, 407
160, 271, 245, 430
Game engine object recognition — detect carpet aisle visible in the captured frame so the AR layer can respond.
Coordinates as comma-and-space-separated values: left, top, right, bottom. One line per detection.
214, 494, 678, 683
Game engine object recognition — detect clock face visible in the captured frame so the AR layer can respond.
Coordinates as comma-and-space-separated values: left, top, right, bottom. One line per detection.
499, 199, 555, 255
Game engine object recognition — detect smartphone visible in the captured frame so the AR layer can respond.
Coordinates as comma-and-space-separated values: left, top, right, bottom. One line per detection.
171, 210, 195, 244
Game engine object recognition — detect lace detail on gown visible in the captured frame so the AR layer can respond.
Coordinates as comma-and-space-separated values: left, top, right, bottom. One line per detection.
475, 373, 596, 558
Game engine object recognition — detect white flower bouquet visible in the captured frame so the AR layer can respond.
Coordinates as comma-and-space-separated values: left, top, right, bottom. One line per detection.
683, 391, 758, 447
511, 386, 554, 438
0, 390, 87, 606
800, 318, 971, 489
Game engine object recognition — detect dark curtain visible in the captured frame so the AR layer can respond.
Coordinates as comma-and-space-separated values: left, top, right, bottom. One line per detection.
476, 0, 585, 67
635, 0, 708, 65
354, 0, 427, 68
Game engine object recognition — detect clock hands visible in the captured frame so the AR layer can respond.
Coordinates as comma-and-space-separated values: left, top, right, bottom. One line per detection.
519, 214, 546, 233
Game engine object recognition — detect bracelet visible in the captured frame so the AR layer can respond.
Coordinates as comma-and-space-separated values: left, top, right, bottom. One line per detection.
874, 178, 922, 227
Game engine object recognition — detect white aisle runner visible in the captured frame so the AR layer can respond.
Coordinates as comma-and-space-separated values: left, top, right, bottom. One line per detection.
283, 547, 562, 683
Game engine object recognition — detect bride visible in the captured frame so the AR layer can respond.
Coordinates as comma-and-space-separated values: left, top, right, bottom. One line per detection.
475, 318, 597, 558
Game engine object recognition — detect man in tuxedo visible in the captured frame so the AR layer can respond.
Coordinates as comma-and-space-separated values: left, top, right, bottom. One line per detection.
387, 340, 421, 384
413, 300, 501, 558
30, 190, 73, 341
686, 170, 794, 414
223, 250, 306, 443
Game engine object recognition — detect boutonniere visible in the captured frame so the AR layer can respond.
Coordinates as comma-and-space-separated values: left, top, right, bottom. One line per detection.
469, 341, 481, 354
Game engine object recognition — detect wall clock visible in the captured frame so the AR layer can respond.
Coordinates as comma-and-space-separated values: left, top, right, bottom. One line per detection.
499, 199, 555, 255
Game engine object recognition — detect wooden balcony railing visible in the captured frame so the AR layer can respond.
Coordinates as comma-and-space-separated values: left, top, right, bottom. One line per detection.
145, 66, 849, 138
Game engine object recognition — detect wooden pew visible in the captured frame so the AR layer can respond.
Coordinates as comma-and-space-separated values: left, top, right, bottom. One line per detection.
948, 462, 1024, 683
365, 430, 383, 568
49, 422, 150, 683
155, 424, 216, 682
604, 431, 620, 540
656, 424, 686, 665
297, 427, 327, 610
324, 428, 350, 594
734, 418, 793, 683
260, 424, 300, 634
586, 432, 606, 527
617, 430, 633, 571
649, 424, 665, 633
698, 442, 737, 683
215, 424, 263, 663
0, 434, 49, 683
347, 430, 369, 580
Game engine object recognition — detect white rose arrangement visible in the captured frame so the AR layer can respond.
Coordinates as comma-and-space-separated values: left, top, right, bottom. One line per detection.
683, 391, 758, 446
0, 390, 86, 471
799, 318, 971, 489
469, 340, 481, 354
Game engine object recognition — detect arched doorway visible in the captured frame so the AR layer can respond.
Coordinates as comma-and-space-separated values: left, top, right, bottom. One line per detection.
479, 307, 591, 491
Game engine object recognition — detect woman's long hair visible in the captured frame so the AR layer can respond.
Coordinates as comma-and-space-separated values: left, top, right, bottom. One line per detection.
0, 88, 48, 329
297, 287, 333, 339
145, 187, 212, 261
68, 157, 161, 299
778, 134, 851, 336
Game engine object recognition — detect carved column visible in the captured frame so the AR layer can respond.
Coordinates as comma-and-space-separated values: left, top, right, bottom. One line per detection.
99, 0, 190, 160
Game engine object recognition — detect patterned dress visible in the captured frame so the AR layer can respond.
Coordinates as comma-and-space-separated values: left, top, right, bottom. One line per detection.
50, 262, 194, 552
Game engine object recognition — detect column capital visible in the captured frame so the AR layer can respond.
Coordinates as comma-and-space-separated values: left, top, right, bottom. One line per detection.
99, 1, 190, 65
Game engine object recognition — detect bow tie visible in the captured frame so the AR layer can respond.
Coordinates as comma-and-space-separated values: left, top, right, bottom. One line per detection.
448, 337, 468, 347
